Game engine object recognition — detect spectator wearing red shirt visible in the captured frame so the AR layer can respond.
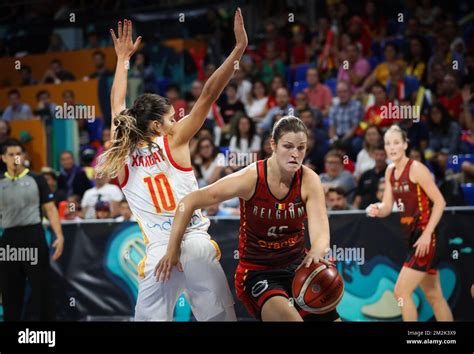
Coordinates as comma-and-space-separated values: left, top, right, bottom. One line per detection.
258, 21, 287, 63
438, 73, 463, 121
166, 84, 187, 121
303, 67, 333, 117
361, 82, 397, 133
290, 27, 308, 67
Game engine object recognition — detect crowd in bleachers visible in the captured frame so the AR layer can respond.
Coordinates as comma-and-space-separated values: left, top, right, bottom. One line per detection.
1, 0, 474, 219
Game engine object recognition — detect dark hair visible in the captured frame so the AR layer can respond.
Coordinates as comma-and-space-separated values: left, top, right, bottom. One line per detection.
197, 137, 218, 161
384, 42, 399, 54
92, 50, 105, 59
324, 150, 344, 163
428, 103, 453, 133
97, 94, 173, 178
166, 83, 181, 94
227, 80, 238, 91
327, 187, 346, 197
36, 90, 49, 101
2, 139, 24, 154
60, 150, 74, 159
251, 79, 268, 97
7, 89, 20, 97
51, 58, 62, 66
21, 65, 31, 73
371, 81, 386, 93
271, 116, 308, 144
374, 140, 385, 151
235, 115, 257, 148
62, 89, 75, 98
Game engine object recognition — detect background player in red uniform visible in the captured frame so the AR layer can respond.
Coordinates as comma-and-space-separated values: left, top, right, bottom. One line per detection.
156, 116, 339, 321
367, 125, 453, 321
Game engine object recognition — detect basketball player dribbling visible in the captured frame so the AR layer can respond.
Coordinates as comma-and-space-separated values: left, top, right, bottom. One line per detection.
367, 125, 453, 321
156, 116, 340, 321
96, 9, 247, 321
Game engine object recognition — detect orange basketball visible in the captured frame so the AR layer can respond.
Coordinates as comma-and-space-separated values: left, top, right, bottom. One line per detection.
292, 261, 344, 314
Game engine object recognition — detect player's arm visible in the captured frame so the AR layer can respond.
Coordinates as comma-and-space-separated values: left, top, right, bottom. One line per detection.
366, 165, 394, 218
410, 161, 446, 257
170, 8, 248, 147
155, 164, 256, 281
109, 19, 142, 139
300, 168, 330, 268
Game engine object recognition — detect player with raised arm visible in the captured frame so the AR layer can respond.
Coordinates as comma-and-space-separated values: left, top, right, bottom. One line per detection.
96, 9, 248, 321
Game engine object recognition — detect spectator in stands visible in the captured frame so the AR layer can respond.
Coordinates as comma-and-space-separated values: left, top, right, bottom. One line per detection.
130, 51, 157, 93
361, 82, 394, 133
375, 178, 385, 203
19, 65, 37, 86
1, 89, 33, 121
258, 21, 287, 63
427, 103, 461, 155
81, 173, 123, 219
34, 90, 57, 124
303, 67, 332, 117
0, 120, 11, 173
42, 59, 75, 84
362, 42, 405, 90
259, 42, 285, 85
266, 74, 285, 109
203, 201, 240, 217
405, 36, 429, 84
229, 115, 261, 154
320, 150, 357, 202
63, 195, 84, 221
218, 80, 246, 144
165, 84, 187, 121
353, 141, 387, 209
245, 79, 268, 122
195, 137, 223, 186
294, 91, 323, 127
354, 125, 383, 179
438, 72, 463, 121
85, 30, 105, 49
47, 32, 67, 52
427, 60, 447, 97
290, 26, 309, 67
326, 187, 354, 211
57, 150, 92, 198
41, 166, 67, 205
234, 66, 252, 105
300, 108, 328, 173
347, 16, 372, 56
336, 43, 370, 94
115, 199, 136, 222
259, 135, 273, 160
95, 201, 112, 220
398, 99, 429, 150
386, 62, 420, 102
84, 51, 113, 80
259, 87, 294, 134
328, 81, 363, 155
361, 0, 387, 43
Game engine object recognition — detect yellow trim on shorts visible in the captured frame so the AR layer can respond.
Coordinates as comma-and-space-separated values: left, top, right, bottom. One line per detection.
136, 217, 150, 245
210, 239, 221, 261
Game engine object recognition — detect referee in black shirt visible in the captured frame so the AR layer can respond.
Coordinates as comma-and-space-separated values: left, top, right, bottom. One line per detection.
0, 139, 64, 321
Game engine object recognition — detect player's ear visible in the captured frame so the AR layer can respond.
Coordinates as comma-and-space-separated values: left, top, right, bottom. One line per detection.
270, 138, 277, 152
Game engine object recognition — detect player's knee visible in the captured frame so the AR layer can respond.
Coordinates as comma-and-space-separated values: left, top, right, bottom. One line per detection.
393, 284, 410, 301
423, 288, 443, 306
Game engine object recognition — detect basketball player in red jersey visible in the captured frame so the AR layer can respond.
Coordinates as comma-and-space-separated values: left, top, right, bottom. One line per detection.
156, 116, 340, 321
367, 125, 453, 321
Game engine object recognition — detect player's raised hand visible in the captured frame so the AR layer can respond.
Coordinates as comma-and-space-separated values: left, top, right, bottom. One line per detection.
234, 8, 248, 50
154, 249, 183, 282
110, 19, 142, 60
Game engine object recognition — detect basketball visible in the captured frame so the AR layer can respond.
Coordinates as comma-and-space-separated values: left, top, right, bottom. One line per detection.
292, 261, 344, 314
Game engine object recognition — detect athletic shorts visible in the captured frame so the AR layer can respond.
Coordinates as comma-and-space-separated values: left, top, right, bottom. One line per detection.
404, 229, 439, 275
134, 234, 235, 321
235, 260, 340, 321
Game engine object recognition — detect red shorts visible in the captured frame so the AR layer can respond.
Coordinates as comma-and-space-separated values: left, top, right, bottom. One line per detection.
404, 230, 438, 274
234, 261, 340, 321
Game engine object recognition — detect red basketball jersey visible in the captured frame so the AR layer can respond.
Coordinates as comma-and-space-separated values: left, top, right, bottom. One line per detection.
238, 160, 307, 269
390, 159, 431, 239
